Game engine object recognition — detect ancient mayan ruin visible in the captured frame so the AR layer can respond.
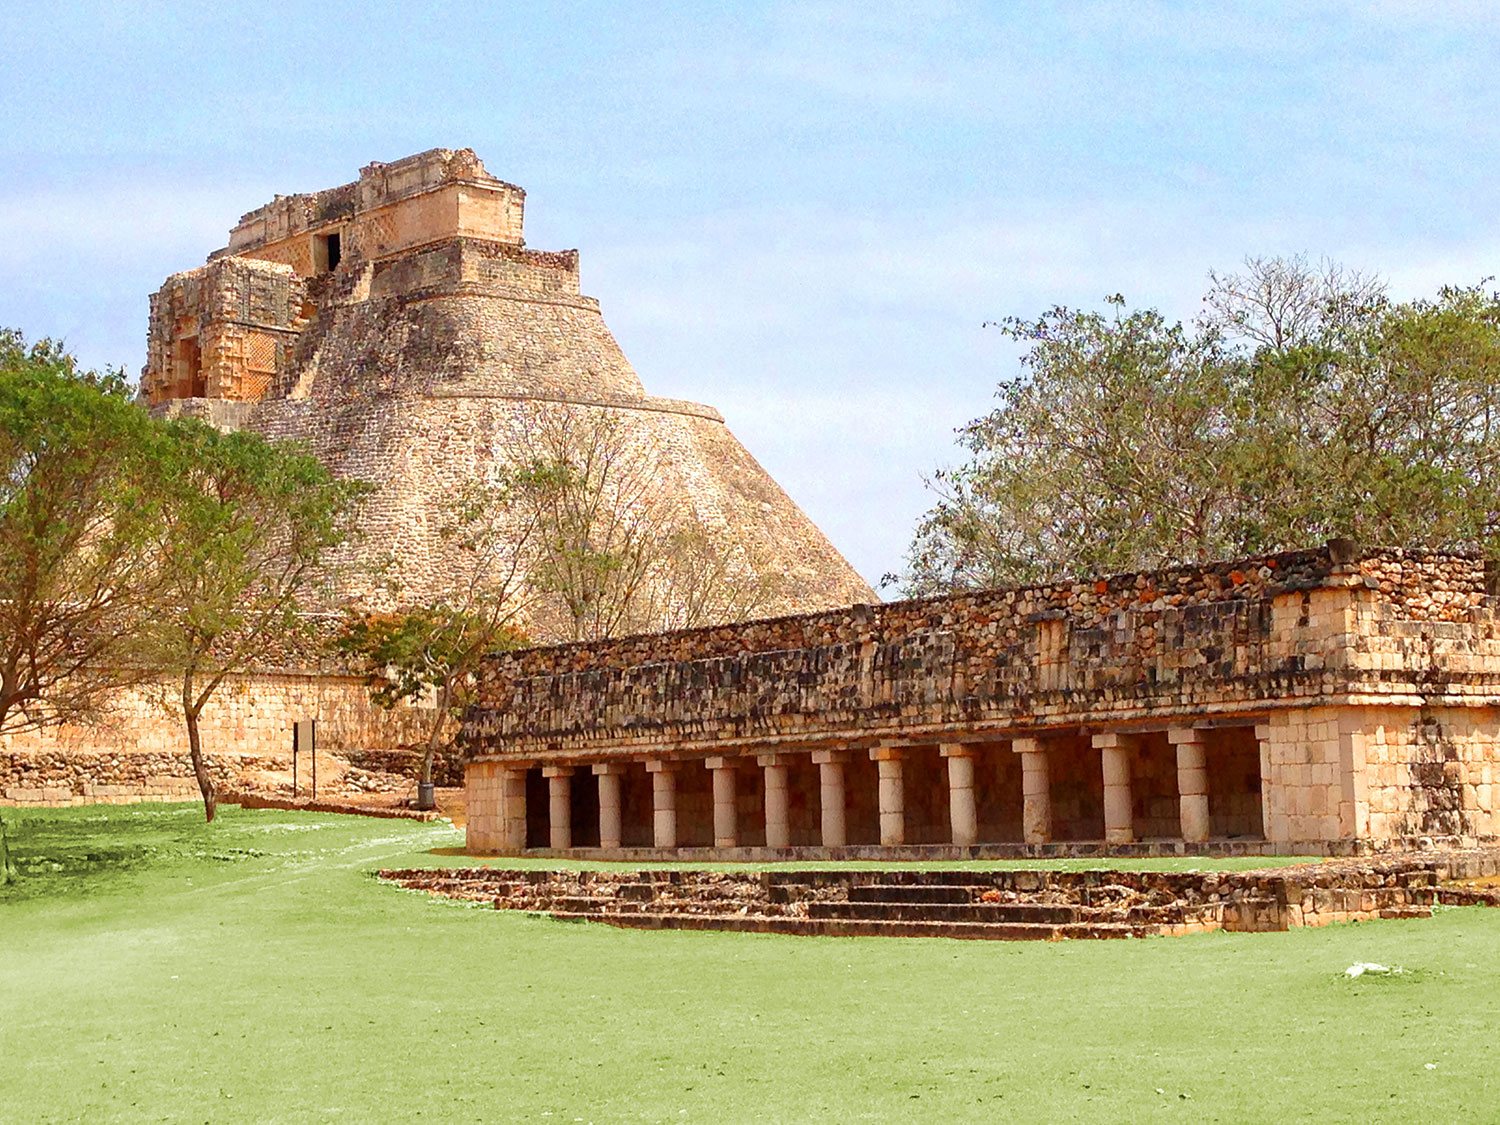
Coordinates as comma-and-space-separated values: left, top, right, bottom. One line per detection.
140, 147, 875, 616
461, 542, 1500, 857
4, 148, 878, 808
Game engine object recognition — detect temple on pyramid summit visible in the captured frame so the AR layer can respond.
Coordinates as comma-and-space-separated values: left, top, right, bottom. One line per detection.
141, 147, 876, 619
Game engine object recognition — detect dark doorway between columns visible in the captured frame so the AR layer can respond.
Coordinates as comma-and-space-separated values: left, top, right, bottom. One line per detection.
677, 760, 714, 847
733, 763, 767, 848
904, 746, 950, 844
975, 743, 1023, 843
1049, 734, 1105, 841
620, 763, 654, 847
570, 769, 601, 848
1206, 727, 1265, 838
844, 752, 880, 845
1130, 731, 1182, 840
524, 767, 549, 848
786, 755, 820, 846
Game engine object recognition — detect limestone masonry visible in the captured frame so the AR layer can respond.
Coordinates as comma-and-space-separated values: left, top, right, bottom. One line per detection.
141, 147, 875, 612
4, 148, 875, 807
462, 542, 1500, 856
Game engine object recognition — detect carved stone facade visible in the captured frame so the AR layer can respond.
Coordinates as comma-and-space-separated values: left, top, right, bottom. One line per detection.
140, 147, 875, 615
462, 544, 1500, 856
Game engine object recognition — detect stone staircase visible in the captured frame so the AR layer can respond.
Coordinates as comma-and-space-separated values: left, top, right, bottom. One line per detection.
376, 854, 1500, 939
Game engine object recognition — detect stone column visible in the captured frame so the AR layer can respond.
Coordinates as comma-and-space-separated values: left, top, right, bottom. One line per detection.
544, 766, 572, 851
501, 766, 528, 852
1170, 728, 1211, 844
593, 763, 625, 850
1013, 737, 1051, 844
940, 743, 978, 847
706, 756, 738, 848
1095, 732, 1134, 844
646, 760, 677, 850
812, 749, 848, 847
759, 754, 791, 849
870, 747, 905, 846
1255, 721, 1276, 843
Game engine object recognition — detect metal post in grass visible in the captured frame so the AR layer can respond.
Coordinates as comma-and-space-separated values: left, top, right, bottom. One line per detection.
294, 720, 317, 799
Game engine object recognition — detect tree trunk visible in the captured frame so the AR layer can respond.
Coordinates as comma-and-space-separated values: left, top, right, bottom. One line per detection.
417, 685, 447, 811
183, 674, 216, 823
0, 808, 17, 884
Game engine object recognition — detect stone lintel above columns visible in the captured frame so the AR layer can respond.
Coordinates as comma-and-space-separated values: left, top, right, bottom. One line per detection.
756, 752, 790, 767
541, 764, 574, 778
1167, 727, 1208, 746
704, 755, 737, 771
938, 742, 977, 758
810, 748, 850, 765
868, 746, 904, 762
1010, 736, 1041, 755
644, 758, 677, 773
591, 762, 628, 776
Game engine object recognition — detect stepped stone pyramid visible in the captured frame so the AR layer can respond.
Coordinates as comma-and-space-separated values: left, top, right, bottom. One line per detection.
143, 148, 875, 623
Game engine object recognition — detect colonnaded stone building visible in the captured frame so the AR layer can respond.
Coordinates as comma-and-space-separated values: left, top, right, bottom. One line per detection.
1, 148, 874, 807
462, 543, 1500, 856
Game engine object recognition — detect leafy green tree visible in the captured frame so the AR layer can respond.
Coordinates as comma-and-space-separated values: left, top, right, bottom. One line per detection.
905, 259, 1500, 593
145, 420, 366, 821
337, 481, 532, 809
0, 330, 162, 880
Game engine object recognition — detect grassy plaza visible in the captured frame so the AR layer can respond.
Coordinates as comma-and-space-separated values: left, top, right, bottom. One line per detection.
2, 805, 1498, 1121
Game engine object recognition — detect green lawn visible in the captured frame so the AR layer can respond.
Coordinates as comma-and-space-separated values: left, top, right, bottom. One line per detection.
2, 805, 1497, 1122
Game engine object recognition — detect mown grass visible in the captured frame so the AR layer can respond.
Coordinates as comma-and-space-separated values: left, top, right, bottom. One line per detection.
2, 803, 1497, 1122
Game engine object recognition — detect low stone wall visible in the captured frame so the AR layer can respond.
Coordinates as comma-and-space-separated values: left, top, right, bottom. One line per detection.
1, 671, 434, 806
227, 792, 445, 821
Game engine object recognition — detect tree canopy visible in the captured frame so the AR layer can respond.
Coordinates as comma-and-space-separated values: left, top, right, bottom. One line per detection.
904, 258, 1500, 593
0, 330, 161, 735
143, 419, 367, 820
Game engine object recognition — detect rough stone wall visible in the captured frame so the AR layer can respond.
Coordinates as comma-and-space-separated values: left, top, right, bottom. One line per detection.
465, 544, 1500, 848
470, 546, 1499, 754
1, 673, 432, 806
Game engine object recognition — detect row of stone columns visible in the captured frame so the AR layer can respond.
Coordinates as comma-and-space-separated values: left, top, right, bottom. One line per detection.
508, 725, 1229, 851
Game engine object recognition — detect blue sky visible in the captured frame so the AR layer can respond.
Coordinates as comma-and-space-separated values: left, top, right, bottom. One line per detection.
3, 2, 1498, 589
